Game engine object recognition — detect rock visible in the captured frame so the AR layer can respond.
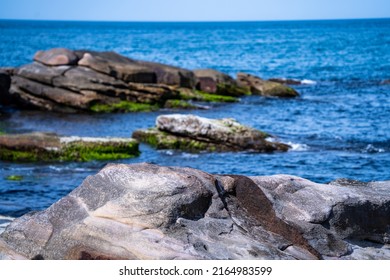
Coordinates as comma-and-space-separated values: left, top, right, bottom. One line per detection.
34, 48, 79, 66
0, 239, 26, 260
0, 70, 11, 105
381, 79, 390, 85
194, 69, 249, 96
77, 52, 157, 83
268, 78, 302, 85
1, 163, 389, 260
76, 50, 196, 87
2, 48, 206, 113
237, 72, 299, 98
133, 114, 290, 152
138, 60, 196, 88
0, 132, 139, 162
250, 175, 390, 259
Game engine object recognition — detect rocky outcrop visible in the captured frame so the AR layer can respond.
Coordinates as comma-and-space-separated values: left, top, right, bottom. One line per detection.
1, 48, 300, 113
237, 72, 299, 98
0, 132, 139, 162
133, 114, 290, 152
0, 163, 389, 260
2, 48, 247, 113
194, 69, 250, 96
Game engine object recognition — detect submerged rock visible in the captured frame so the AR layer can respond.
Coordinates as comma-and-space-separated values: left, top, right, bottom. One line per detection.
237, 72, 299, 98
0, 163, 389, 260
0, 132, 139, 162
133, 114, 290, 152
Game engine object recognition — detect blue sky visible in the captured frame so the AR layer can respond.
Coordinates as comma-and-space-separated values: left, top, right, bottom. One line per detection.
1, 0, 389, 21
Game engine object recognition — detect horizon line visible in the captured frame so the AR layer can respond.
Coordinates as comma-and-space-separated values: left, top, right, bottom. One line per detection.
0, 16, 389, 23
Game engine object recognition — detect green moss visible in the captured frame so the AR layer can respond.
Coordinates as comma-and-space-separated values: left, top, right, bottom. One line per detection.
0, 141, 140, 162
179, 89, 238, 103
164, 99, 197, 109
60, 141, 140, 162
5, 175, 23, 181
197, 91, 238, 103
133, 129, 217, 152
216, 83, 251, 96
90, 101, 158, 113
0, 148, 40, 161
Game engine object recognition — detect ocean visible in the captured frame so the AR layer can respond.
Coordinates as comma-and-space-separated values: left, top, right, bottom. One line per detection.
0, 19, 389, 217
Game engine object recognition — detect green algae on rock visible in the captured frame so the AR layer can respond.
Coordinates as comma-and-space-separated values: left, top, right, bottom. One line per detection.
133, 114, 290, 153
5, 175, 23, 181
179, 88, 238, 103
90, 101, 158, 113
0, 132, 139, 162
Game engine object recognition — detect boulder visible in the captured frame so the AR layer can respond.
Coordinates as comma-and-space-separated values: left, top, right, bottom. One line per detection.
1, 163, 389, 260
237, 72, 299, 98
0, 132, 139, 162
34, 48, 79, 66
194, 69, 250, 96
133, 114, 290, 152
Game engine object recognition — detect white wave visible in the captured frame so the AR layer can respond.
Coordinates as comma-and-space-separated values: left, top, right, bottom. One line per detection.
301, 79, 317, 85
286, 142, 310, 151
181, 153, 199, 158
363, 144, 385, 153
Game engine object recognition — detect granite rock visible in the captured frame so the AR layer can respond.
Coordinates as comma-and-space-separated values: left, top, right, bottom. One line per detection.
1, 163, 388, 260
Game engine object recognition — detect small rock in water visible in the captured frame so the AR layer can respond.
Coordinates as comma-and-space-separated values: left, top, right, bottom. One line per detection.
133, 114, 290, 153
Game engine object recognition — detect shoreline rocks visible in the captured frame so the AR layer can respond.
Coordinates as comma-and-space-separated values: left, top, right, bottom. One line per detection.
0, 48, 299, 113
0, 132, 139, 162
133, 114, 290, 153
0, 163, 389, 260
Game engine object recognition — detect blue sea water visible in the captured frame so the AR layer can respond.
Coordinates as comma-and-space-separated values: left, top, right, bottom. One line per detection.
0, 19, 389, 217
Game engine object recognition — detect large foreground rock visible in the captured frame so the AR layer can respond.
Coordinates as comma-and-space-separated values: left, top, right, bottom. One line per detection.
237, 72, 299, 98
133, 114, 290, 152
0, 163, 389, 260
0, 132, 139, 162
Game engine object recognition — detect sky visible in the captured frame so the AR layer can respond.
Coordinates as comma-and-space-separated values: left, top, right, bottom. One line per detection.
0, 0, 389, 21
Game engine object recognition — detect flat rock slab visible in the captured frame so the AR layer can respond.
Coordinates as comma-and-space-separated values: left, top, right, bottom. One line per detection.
0, 132, 139, 162
0, 163, 389, 260
133, 114, 290, 152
